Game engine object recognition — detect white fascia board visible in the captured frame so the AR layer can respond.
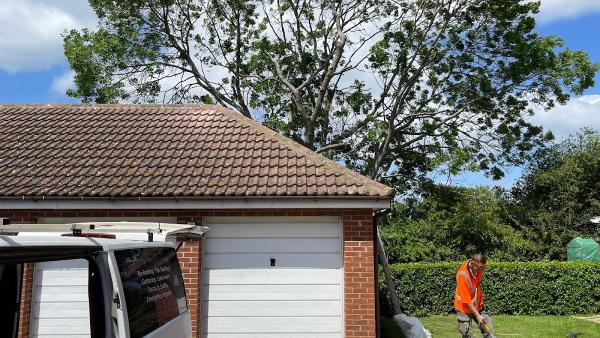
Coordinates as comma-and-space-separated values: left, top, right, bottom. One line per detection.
0, 198, 391, 210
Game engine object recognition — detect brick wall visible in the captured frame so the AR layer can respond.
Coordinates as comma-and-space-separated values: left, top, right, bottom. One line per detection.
17, 263, 34, 338
343, 211, 376, 337
176, 238, 202, 338
2, 208, 377, 338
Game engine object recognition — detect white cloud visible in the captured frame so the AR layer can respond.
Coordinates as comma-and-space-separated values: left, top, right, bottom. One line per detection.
0, 1, 96, 73
51, 70, 75, 96
536, 0, 600, 23
531, 95, 600, 140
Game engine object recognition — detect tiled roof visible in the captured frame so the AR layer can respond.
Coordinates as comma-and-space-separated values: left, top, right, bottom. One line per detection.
0, 104, 394, 199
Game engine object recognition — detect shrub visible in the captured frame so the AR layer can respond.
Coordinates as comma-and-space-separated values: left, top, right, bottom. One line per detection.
381, 261, 600, 316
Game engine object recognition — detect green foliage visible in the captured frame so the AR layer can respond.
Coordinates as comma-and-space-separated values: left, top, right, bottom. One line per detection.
64, 28, 134, 103
63, 0, 598, 193
380, 131, 600, 263
379, 185, 532, 262
511, 129, 600, 259
382, 261, 600, 317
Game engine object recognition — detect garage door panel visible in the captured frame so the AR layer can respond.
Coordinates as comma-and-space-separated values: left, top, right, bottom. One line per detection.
204, 238, 340, 254
35, 309, 90, 319
35, 327, 91, 335
206, 222, 341, 238
203, 300, 341, 316
32, 259, 90, 338
204, 253, 340, 269
205, 334, 341, 338
35, 284, 87, 296
204, 316, 341, 334
34, 302, 89, 311
37, 270, 89, 278
34, 277, 87, 286
36, 294, 88, 302
35, 319, 90, 332
205, 284, 341, 300
205, 268, 340, 285
32, 336, 90, 338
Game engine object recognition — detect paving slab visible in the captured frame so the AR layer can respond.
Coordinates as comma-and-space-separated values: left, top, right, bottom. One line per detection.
573, 315, 600, 324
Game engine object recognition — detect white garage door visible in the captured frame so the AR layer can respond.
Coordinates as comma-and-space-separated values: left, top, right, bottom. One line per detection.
202, 217, 343, 338
30, 259, 90, 338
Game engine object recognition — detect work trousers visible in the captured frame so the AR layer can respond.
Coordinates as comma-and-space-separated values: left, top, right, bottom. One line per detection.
456, 310, 495, 338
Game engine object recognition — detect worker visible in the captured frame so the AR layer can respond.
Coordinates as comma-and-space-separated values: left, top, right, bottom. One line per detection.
454, 253, 495, 338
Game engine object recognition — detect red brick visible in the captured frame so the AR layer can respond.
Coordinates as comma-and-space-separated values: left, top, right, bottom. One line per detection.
17, 263, 34, 338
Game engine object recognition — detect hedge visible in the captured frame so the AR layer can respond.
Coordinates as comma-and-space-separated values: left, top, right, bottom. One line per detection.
380, 261, 600, 316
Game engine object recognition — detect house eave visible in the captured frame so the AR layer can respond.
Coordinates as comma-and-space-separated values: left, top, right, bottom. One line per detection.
0, 196, 392, 210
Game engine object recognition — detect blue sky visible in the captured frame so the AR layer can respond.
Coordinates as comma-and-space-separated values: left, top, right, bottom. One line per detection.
451, 5, 600, 188
0, 1, 599, 188
537, 12, 600, 96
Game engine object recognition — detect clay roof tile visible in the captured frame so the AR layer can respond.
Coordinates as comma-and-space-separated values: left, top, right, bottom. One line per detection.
0, 104, 394, 199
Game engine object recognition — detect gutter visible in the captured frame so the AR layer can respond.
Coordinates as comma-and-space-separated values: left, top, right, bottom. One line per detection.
0, 196, 392, 210
0, 194, 394, 201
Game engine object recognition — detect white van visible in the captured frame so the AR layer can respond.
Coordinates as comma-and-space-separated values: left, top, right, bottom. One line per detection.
0, 222, 206, 338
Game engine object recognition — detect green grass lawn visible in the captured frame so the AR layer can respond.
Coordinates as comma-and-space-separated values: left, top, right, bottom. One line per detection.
382, 315, 600, 338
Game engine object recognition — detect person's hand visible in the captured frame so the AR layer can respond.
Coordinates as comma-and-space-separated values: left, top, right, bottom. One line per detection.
476, 314, 484, 324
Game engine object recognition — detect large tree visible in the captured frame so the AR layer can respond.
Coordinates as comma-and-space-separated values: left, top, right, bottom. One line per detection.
63, 0, 598, 191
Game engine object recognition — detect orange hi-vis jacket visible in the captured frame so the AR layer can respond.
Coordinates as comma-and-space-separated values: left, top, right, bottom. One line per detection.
454, 260, 484, 314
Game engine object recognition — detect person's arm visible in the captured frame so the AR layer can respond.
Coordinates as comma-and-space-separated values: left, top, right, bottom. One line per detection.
465, 302, 484, 323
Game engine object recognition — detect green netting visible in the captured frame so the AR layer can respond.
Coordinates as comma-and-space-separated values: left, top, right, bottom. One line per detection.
567, 237, 600, 262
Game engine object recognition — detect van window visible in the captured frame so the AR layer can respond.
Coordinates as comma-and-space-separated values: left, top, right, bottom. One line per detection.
114, 247, 187, 338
